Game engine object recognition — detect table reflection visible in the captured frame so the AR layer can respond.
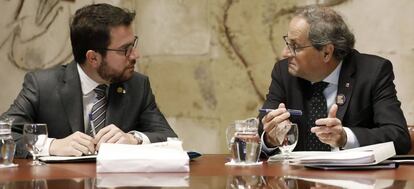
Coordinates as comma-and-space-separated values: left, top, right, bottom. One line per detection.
226, 176, 302, 189
226, 175, 408, 189
96, 173, 189, 188
227, 175, 266, 188
0, 176, 409, 189
0, 179, 48, 189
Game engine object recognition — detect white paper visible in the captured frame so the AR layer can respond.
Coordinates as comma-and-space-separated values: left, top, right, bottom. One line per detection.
270, 141, 396, 166
342, 141, 396, 164
269, 151, 332, 161
294, 151, 375, 165
96, 141, 189, 173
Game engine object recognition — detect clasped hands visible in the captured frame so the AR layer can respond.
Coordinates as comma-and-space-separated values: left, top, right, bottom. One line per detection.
49, 124, 139, 156
262, 103, 347, 148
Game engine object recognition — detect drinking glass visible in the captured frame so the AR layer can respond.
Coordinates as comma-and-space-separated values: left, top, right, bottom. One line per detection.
23, 124, 48, 166
278, 123, 298, 162
226, 118, 261, 165
0, 117, 16, 168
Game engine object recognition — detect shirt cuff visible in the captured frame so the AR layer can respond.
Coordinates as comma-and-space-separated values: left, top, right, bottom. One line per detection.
38, 138, 55, 156
342, 127, 360, 149
260, 131, 278, 154
128, 131, 151, 144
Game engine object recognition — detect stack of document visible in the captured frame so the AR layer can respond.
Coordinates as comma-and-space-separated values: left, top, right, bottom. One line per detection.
97, 141, 189, 173
270, 142, 396, 166
293, 151, 375, 165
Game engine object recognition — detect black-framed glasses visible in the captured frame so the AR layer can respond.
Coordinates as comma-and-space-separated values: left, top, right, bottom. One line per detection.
97, 36, 138, 57
283, 35, 312, 56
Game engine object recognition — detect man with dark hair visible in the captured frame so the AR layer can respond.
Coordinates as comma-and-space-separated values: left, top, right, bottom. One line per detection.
259, 5, 410, 155
2, 3, 177, 157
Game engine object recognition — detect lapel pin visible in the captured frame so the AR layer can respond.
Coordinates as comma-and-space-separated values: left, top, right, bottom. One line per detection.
117, 87, 126, 94
345, 82, 350, 88
336, 94, 346, 105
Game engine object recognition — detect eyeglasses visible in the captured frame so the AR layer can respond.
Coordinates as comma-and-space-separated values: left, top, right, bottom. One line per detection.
97, 36, 138, 57
283, 35, 312, 56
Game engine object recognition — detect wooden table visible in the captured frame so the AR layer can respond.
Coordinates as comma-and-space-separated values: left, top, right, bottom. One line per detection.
1, 154, 414, 188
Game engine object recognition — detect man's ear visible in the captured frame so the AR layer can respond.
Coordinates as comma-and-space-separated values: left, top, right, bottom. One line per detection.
85, 50, 100, 68
322, 44, 334, 63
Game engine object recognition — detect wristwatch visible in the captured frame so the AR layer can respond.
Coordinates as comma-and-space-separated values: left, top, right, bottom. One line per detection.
128, 131, 143, 144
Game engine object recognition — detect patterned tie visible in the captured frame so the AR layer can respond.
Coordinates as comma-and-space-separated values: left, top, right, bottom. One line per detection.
89, 84, 107, 135
304, 81, 331, 151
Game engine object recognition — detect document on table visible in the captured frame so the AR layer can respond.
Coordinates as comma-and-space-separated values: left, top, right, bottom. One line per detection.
39, 155, 97, 163
38, 151, 199, 163
269, 141, 396, 166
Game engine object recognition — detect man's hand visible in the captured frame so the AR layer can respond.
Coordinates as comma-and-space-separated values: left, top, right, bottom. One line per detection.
49, 131, 95, 156
94, 124, 138, 150
310, 104, 347, 148
261, 103, 291, 147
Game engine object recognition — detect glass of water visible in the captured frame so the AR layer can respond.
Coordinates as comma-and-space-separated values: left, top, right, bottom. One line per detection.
226, 118, 261, 165
23, 124, 48, 166
278, 123, 298, 162
0, 117, 16, 168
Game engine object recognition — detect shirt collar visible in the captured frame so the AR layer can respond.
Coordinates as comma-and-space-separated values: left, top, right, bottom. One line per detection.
323, 61, 342, 86
77, 63, 100, 95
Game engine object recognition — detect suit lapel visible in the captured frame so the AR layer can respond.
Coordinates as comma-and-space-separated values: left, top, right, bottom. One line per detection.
291, 79, 311, 151
59, 61, 84, 133
106, 83, 127, 127
336, 52, 357, 120
290, 78, 310, 123
288, 78, 310, 116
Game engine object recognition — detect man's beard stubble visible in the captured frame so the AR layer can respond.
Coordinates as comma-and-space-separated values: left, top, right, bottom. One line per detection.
97, 59, 136, 83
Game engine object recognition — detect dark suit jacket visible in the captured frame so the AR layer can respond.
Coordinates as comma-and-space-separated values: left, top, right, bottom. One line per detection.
2, 61, 177, 157
259, 49, 411, 155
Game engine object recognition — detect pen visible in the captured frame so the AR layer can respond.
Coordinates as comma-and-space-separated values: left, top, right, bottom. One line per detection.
259, 108, 303, 116
89, 113, 96, 137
